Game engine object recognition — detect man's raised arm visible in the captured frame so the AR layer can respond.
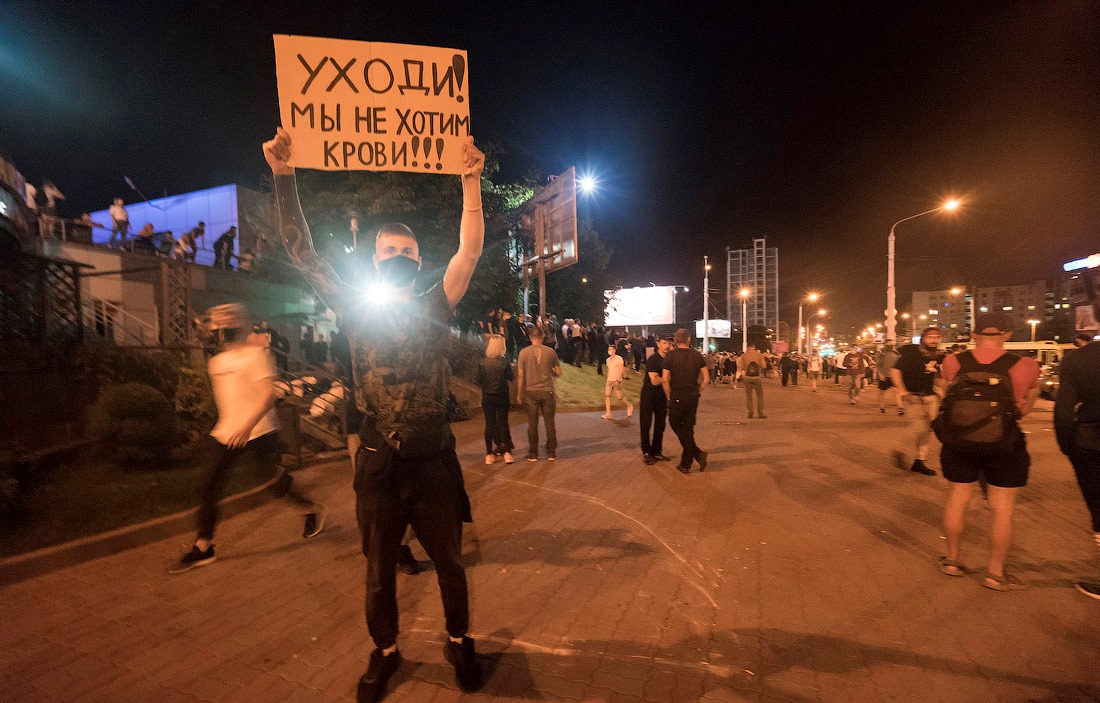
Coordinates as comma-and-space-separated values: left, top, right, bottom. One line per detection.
263, 128, 347, 312
442, 136, 486, 310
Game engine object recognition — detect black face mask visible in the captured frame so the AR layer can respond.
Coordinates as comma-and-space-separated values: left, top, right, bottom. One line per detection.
376, 255, 419, 287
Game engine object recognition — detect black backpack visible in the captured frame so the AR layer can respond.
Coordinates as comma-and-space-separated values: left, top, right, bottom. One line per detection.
745, 360, 761, 377
932, 351, 1021, 452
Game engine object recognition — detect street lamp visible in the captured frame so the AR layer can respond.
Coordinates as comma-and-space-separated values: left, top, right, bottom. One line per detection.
1027, 319, 1040, 342
797, 293, 820, 355
805, 308, 827, 354
702, 256, 712, 353
886, 198, 961, 344
739, 287, 751, 352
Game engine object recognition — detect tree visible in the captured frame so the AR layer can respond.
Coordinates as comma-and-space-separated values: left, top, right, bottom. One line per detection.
294, 144, 531, 333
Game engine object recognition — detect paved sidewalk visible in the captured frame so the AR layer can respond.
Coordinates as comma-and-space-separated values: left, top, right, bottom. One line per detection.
2, 375, 1098, 702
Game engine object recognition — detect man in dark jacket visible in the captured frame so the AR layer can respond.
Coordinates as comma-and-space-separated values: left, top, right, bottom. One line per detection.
1055, 322, 1100, 600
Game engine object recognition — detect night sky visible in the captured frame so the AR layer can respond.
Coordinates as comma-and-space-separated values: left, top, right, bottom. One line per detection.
4, 1, 1098, 333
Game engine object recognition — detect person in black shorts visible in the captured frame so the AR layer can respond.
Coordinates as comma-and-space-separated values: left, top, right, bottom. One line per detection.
938, 313, 1040, 592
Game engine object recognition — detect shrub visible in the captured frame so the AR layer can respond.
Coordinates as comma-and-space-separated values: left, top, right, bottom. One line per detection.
174, 366, 216, 446
70, 346, 184, 401
89, 383, 177, 466
0, 444, 34, 520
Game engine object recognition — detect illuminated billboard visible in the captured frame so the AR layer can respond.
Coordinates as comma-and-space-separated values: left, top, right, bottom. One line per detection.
695, 319, 731, 338
605, 286, 676, 326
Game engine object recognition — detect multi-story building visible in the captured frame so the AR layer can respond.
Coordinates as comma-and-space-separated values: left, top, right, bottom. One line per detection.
910, 281, 1049, 341
726, 237, 778, 335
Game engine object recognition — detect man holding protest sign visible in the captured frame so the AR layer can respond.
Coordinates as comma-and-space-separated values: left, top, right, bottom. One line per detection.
263, 119, 485, 701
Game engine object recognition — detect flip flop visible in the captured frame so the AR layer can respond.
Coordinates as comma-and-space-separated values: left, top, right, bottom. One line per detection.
939, 557, 965, 577
982, 571, 1026, 591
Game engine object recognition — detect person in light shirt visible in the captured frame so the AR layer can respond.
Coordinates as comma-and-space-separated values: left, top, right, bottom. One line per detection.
602, 343, 634, 420
171, 304, 324, 573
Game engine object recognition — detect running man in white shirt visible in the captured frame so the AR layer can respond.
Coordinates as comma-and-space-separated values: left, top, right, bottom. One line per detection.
171, 304, 325, 573
602, 344, 634, 420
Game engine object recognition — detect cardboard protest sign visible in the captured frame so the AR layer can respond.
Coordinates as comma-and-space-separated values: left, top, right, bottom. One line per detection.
273, 35, 470, 174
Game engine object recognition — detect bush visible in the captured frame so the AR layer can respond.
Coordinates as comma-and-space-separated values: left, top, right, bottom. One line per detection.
89, 383, 177, 466
174, 366, 216, 446
70, 346, 184, 401
0, 444, 35, 520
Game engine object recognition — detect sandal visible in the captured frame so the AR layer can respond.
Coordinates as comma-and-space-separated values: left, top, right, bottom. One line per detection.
939, 557, 966, 577
982, 571, 1026, 591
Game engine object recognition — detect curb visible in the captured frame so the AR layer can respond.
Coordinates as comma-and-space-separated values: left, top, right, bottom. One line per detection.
0, 468, 290, 587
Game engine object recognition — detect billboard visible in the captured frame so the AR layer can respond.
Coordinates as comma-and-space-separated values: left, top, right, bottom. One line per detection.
695, 319, 731, 338
605, 286, 676, 326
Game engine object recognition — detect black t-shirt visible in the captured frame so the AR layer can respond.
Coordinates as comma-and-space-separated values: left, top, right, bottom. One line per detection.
664, 347, 706, 394
894, 343, 945, 395
642, 352, 664, 396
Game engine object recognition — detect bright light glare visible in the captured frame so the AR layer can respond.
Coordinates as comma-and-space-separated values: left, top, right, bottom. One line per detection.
578, 174, 598, 194
818, 308, 827, 316
943, 199, 960, 210
367, 283, 395, 304
807, 293, 819, 302
739, 288, 750, 298
950, 287, 962, 295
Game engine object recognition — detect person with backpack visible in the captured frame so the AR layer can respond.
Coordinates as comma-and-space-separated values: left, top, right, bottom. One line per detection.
737, 342, 766, 419
1054, 322, 1100, 600
935, 313, 1040, 591
890, 328, 945, 476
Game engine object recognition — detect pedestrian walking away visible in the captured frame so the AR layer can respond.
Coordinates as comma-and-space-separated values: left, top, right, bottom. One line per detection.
1054, 322, 1100, 600
477, 334, 514, 465
640, 336, 672, 465
845, 347, 868, 404
602, 344, 633, 420
737, 343, 766, 419
171, 304, 325, 575
265, 128, 487, 701
890, 328, 945, 476
662, 328, 709, 474
875, 344, 902, 414
935, 313, 1040, 592
516, 325, 562, 462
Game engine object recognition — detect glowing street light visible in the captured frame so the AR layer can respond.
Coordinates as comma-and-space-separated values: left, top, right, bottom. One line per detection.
578, 174, 598, 195
886, 198, 962, 344
739, 287, 751, 352
1027, 318, 1041, 342
797, 292, 821, 355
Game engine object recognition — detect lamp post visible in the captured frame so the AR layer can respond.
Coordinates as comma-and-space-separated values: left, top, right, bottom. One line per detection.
1027, 319, 1040, 342
950, 286, 977, 338
703, 256, 711, 353
805, 308, 827, 353
797, 293, 820, 355
886, 199, 960, 344
739, 288, 750, 352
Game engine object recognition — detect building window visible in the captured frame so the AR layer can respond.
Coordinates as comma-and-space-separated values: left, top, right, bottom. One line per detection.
1002, 306, 1013, 311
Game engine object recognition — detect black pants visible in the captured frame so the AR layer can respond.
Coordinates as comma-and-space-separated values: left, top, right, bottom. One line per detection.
639, 390, 667, 457
355, 431, 469, 648
668, 391, 703, 469
195, 432, 311, 540
781, 367, 797, 386
482, 392, 513, 454
1070, 450, 1100, 533
572, 338, 584, 367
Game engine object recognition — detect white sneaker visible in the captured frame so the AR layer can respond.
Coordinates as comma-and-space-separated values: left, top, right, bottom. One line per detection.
485, 454, 494, 465
503, 452, 514, 464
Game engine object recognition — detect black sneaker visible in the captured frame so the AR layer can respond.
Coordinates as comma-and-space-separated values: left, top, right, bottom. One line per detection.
697, 451, 708, 472
654, 454, 672, 462
643, 454, 656, 465
396, 545, 419, 575
910, 460, 936, 476
357, 648, 402, 703
169, 544, 216, 574
677, 465, 691, 475
443, 636, 484, 693
525, 454, 538, 462
1075, 581, 1100, 601
303, 505, 327, 539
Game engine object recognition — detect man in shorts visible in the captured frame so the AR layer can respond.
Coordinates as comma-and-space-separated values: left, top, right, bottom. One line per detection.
938, 313, 1040, 591
602, 343, 633, 420
891, 329, 944, 476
